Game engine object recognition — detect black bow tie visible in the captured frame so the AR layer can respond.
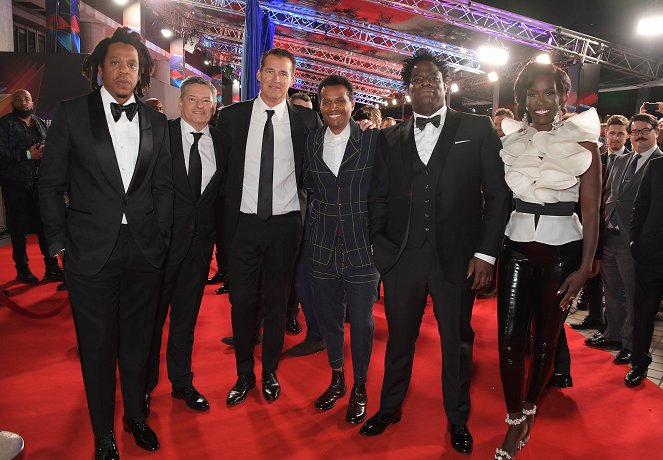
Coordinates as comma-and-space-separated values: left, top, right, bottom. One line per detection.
416, 115, 441, 130
110, 102, 138, 122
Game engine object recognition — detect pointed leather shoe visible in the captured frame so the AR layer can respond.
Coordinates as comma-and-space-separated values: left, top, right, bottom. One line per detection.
570, 316, 604, 330
359, 409, 402, 436
284, 338, 326, 357
448, 424, 473, 454
314, 370, 346, 410
172, 385, 210, 411
122, 416, 159, 451
547, 372, 573, 388
16, 270, 39, 285
206, 271, 225, 284
346, 383, 367, 424
613, 349, 632, 365
262, 372, 281, 401
625, 365, 648, 387
226, 375, 256, 406
585, 335, 621, 349
94, 431, 119, 460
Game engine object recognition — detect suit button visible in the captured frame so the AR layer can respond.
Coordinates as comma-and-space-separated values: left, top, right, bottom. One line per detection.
424, 213, 430, 218
425, 227, 430, 232
425, 200, 430, 203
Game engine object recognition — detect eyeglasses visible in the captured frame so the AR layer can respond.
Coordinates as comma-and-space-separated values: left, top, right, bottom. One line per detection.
410, 75, 442, 85
629, 127, 657, 136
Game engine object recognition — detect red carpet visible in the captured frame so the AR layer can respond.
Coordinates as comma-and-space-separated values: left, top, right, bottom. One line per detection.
1, 236, 662, 459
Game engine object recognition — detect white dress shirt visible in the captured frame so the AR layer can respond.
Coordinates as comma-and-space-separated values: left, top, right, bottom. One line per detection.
240, 95, 299, 215
632, 144, 658, 173
100, 86, 140, 224
323, 124, 351, 176
413, 105, 447, 165
180, 119, 216, 194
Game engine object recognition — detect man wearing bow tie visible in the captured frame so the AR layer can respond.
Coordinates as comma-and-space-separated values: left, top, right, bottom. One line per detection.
39, 28, 173, 459
361, 49, 510, 455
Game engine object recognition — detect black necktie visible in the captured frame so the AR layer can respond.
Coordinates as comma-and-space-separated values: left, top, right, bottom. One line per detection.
415, 115, 441, 130
257, 109, 275, 220
110, 102, 138, 122
189, 132, 204, 200
606, 154, 616, 177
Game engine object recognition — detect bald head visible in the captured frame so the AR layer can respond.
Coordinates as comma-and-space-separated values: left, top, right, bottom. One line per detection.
145, 98, 164, 113
12, 90, 33, 119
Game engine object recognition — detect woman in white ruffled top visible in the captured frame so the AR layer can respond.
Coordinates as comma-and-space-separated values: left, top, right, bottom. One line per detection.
495, 62, 601, 460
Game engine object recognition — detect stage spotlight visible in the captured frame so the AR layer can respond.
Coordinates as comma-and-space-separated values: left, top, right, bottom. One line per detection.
160, 28, 173, 38
488, 72, 499, 82
392, 98, 398, 105
450, 83, 459, 93
637, 16, 663, 36
405, 95, 411, 103
535, 53, 551, 64
114, 0, 129, 5
204, 59, 211, 66
478, 45, 509, 66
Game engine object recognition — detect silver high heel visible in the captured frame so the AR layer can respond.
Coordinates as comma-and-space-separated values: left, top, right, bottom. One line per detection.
518, 403, 537, 449
495, 413, 527, 460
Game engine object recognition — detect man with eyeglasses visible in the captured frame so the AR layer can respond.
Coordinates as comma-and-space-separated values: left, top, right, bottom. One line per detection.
361, 49, 510, 455
589, 113, 662, 371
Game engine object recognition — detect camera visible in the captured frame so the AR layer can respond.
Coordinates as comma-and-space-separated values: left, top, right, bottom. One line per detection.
644, 102, 659, 114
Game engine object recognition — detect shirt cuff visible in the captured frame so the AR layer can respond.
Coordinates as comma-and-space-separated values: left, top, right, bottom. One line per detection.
474, 252, 496, 265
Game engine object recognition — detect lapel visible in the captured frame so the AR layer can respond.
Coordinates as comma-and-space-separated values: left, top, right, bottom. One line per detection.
287, 100, 305, 182
621, 148, 662, 195
126, 102, 154, 198
170, 118, 193, 200
339, 120, 361, 171
398, 118, 415, 185
87, 90, 125, 195
233, 99, 254, 181
429, 107, 461, 179
312, 124, 328, 172
201, 127, 223, 200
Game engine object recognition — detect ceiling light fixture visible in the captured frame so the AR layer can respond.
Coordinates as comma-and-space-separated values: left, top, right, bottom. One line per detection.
450, 83, 459, 93
160, 28, 173, 38
535, 53, 551, 64
488, 72, 499, 82
636, 16, 663, 36
478, 45, 509, 66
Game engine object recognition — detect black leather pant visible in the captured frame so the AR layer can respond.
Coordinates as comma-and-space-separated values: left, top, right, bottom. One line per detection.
497, 238, 581, 413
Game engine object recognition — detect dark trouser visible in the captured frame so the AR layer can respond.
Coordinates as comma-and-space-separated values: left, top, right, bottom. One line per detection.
379, 240, 475, 425
213, 196, 228, 276
601, 231, 635, 350
2, 185, 56, 272
228, 212, 301, 377
631, 262, 663, 367
146, 236, 211, 394
65, 226, 162, 438
554, 328, 570, 374
294, 239, 323, 342
585, 272, 605, 321
311, 242, 378, 384
498, 238, 581, 413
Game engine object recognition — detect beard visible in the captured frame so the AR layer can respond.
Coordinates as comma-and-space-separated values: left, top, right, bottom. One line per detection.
13, 107, 33, 118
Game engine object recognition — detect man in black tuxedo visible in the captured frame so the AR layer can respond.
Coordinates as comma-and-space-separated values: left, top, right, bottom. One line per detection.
39, 28, 172, 459
218, 48, 321, 406
360, 50, 510, 454
145, 76, 223, 414
626, 152, 663, 387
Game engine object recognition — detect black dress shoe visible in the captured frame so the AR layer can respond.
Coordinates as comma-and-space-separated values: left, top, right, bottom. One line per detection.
143, 393, 151, 418
286, 314, 302, 335
570, 316, 604, 330
206, 271, 225, 285
43, 266, 64, 282
614, 349, 632, 365
220, 329, 262, 347
94, 431, 119, 460
448, 424, 473, 454
359, 409, 402, 436
284, 338, 326, 357
585, 335, 621, 349
122, 416, 159, 451
314, 370, 346, 410
346, 383, 367, 424
216, 283, 230, 295
16, 270, 39, 285
262, 372, 281, 401
625, 365, 649, 387
226, 375, 256, 406
547, 372, 573, 388
172, 385, 210, 411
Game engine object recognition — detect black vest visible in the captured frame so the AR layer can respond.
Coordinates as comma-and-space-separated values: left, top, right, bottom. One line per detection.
408, 138, 443, 248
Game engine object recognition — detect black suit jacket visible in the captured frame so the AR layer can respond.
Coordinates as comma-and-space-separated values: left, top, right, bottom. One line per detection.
630, 156, 663, 262
166, 118, 224, 266
368, 108, 511, 281
216, 98, 322, 245
304, 120, 379, 269
39, 89, 173, 275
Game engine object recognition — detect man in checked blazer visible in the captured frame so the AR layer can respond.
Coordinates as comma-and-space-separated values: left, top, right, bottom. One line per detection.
304, 75, 380, 424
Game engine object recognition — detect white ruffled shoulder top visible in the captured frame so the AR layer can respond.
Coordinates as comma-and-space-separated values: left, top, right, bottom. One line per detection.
500, 107, 600, 245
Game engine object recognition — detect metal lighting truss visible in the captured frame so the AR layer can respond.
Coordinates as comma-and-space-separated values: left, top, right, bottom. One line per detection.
364, 0, 663, 81
168, 0, 484, 74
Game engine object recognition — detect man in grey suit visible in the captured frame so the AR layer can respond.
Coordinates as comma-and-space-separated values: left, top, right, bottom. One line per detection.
587, 113, 662, 367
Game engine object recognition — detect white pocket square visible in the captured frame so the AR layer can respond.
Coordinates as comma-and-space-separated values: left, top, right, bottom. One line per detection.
454, 139, 471, 144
